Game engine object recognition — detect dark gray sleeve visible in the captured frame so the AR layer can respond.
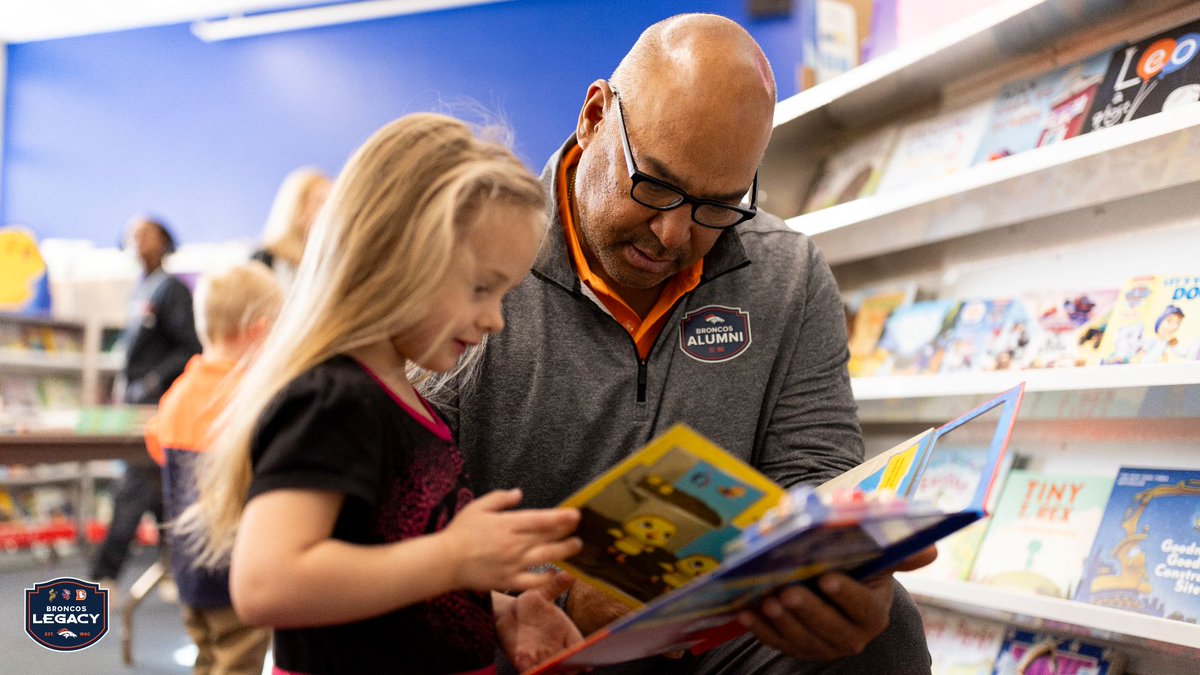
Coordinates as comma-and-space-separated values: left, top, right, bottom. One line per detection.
151, 279, 203, 392
758, 240, 864, 489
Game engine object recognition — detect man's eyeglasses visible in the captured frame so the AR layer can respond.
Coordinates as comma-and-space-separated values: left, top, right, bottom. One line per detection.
611, 91, 758, 229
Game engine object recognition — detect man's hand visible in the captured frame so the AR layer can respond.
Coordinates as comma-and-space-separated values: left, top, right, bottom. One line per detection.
736, 546, 937, 662
495, 573, 584, 672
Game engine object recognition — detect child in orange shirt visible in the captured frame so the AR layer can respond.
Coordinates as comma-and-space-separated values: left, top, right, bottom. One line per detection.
145, 261, 282, 675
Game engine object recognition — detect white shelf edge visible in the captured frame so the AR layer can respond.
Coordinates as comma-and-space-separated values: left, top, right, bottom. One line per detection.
772, 0, 1046, 128
0, 350, 86, 372
897, 573, 1200, 651
785, 105, 1200, 239
851, 362, 1200, 401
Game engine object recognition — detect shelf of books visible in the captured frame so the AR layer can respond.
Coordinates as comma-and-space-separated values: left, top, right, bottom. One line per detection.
770, 0, 1172, 140
0, 348, 88, 373
898, 574, 1200, 655
789, 105, 1200, 265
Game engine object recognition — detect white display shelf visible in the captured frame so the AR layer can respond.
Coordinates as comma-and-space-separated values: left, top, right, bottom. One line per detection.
97, 352, 123, 373
851, 362, 1200, 401
786, 105, 1200, 265
0, 349, 86, 373
770, 0, 1148, 138
897, 574, 1200, 655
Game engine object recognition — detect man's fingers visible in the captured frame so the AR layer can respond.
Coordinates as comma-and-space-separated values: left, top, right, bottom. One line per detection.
816, 571, 892, 634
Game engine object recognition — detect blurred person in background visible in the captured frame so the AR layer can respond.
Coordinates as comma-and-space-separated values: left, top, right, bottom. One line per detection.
91, 215, 202, 597
251, 167, 332, 292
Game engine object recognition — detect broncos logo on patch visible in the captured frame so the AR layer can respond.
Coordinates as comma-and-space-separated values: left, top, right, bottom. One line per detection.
679, 305, 752, 362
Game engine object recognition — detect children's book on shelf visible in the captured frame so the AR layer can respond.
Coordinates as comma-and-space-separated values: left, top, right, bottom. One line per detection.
875, 100, 992, 194
796, 0, 875, 89
1023, 289, 1119, 369
1087, 18, 1200, 133
992, 629, 1125, 675
968, 469, 1114, 598
1097, 274, 1200, 365
526, 385, 1025, 674
803, 125, 900, 213
871, 299, 960, 375
845, 286, 914, 377
939, 298, 1033, 374
900, 442, 1014, 584
1073, 466, 1200, 624
972, 52, 1110, 164
920, 605, 1006, 675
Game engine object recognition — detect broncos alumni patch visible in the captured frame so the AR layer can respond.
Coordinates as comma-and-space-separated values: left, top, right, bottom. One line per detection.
679, 305, 752, 362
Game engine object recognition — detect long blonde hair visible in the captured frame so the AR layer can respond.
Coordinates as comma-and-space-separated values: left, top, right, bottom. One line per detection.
181, 113, 545, 567
259, 167, 331, 266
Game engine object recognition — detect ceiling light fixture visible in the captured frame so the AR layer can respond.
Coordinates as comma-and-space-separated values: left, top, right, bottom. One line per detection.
191, 0, 511, 42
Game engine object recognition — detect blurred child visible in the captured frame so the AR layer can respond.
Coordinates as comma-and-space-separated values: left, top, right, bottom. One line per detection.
145, 261, 282, 674
179, 114, 583, 675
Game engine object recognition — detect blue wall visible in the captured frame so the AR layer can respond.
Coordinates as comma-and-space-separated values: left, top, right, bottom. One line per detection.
2, 0, 804, 246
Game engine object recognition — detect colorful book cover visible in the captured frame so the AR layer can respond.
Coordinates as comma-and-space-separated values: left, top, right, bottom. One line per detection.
903, 447, 1013, 583
969, 470, 1114, 598
847, 289, 910, 377
875, 100, 992, 194
873, 299, 960, 375
804, 125, 900, 213
1097, 275, 1200, 365
939, 299, 1033, 374
1088, 19, 1200, 133
973, 52, 1110, 164
1023, 289, 1119, 369
921, 605, 1006, 675
531, 386, 1025, 673
992, 629, 1125, 674
558, 425, 784, 607
1073, 467, 1200, 623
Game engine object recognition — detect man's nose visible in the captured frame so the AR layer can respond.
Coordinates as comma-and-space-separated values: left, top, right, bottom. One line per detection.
649, 207, 693, 251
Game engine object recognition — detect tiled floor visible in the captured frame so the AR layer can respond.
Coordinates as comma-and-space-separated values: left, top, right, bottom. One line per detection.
1, 547, 248, 674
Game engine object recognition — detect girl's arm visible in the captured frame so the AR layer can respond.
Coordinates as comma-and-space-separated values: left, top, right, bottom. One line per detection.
231, 487, 580, 628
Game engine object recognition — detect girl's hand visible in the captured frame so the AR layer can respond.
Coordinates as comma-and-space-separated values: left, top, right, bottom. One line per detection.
441, 488, 582, 592
494, 573, 583, 671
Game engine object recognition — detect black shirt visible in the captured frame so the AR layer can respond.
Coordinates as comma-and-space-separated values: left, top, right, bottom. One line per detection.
247, 355, 496, 674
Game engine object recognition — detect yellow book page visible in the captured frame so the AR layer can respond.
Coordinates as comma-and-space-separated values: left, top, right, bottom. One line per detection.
816, 429, 933, 497
558, 424, 784, 607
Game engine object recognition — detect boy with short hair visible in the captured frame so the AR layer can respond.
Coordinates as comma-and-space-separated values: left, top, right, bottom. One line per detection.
145, 261, 282, 674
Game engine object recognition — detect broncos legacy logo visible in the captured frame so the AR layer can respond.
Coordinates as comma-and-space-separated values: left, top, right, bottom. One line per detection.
679, 305, 752, 362
25, 578, 108, 651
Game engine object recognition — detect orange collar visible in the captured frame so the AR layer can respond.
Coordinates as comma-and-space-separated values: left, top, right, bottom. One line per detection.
556, 143, 702, 359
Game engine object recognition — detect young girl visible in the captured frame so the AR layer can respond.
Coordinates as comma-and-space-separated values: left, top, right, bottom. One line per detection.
181, 113, 583, 675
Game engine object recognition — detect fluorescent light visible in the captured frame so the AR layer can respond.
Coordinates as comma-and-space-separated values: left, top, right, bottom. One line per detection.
191, 0, 511, 41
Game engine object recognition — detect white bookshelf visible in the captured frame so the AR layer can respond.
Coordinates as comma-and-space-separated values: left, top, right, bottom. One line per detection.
0, 349, 88, 373
897, 574, 1200, 656
764, 1, 1200, 671
789, 106, 1200, 265
852, 362, 1200, 401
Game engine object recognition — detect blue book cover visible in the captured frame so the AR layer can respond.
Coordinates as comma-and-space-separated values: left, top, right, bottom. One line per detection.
973, 52, 1110, 165
1073, 467, 1200, 623
874, 299, 960, 375
940, 299, 1032, 374
992, 629, 1124, 674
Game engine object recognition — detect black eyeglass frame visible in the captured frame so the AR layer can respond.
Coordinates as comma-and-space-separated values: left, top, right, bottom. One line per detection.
610, 90, 758, 229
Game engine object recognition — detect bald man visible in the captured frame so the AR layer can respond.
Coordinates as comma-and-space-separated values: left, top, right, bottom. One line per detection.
447, 14, 933, 674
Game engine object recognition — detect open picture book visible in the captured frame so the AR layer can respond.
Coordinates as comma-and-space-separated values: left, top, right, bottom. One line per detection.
526, 383, 1025, 674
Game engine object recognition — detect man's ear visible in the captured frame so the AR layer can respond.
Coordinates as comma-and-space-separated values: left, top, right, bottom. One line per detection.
576, 80, 611, 151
